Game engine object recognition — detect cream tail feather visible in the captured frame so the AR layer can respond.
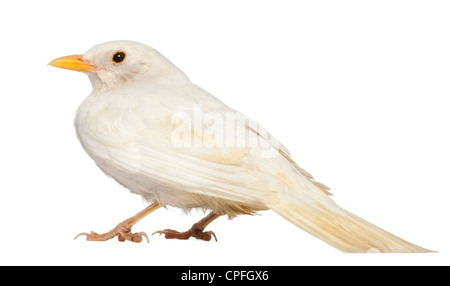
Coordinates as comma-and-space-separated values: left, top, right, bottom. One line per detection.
253, 127, 432, 253
264, 144, 431, 253
269, 189, 431, 253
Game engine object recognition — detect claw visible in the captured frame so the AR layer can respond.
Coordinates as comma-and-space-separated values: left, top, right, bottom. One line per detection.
152, 230, 162, 237
74, 232, 89, 240
209, 231, 218, 242
152, 229, 173, 237
134, 231, 149, 243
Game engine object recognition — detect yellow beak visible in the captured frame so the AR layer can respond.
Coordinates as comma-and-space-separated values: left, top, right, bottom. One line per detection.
48, 55, 95, 72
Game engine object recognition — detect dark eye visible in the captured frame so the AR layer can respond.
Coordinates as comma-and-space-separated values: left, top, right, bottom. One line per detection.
111, 51, 126, 64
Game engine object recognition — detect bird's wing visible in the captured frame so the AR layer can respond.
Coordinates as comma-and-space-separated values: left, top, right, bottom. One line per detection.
134, 114, 330, 208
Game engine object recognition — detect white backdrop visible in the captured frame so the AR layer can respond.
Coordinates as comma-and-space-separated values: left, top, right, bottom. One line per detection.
0, 0, 449, 265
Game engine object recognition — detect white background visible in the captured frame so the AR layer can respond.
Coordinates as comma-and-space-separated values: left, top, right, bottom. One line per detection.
0, 0, 449, 266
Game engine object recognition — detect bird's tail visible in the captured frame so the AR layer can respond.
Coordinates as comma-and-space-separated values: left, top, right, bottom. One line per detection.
269, 196, 432, 253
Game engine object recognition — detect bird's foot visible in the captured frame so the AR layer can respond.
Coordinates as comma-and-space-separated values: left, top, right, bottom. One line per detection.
75, 220, 149, 243
152, 222, 217, 242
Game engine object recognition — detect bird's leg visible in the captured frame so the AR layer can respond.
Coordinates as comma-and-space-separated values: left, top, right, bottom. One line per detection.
152, 212, 220, 241
75, 202, 161, 243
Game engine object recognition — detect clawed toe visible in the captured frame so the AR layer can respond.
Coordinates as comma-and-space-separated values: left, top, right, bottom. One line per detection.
74, 231, 115, 241
152, 229, 191, 240
152, 227, 217, 242
118, 231, 149, 243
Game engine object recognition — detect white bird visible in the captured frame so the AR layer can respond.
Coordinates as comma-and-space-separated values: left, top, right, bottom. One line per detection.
49, 40, 431, 252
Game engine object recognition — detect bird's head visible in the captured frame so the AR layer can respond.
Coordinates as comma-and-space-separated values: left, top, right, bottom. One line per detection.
49, 40, 188, 92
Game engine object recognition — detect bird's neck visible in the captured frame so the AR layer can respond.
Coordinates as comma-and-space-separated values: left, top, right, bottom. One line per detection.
87, 72, 189, 94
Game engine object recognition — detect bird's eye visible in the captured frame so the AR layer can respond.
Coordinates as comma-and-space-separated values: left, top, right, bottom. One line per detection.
111, 51, 126, 64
